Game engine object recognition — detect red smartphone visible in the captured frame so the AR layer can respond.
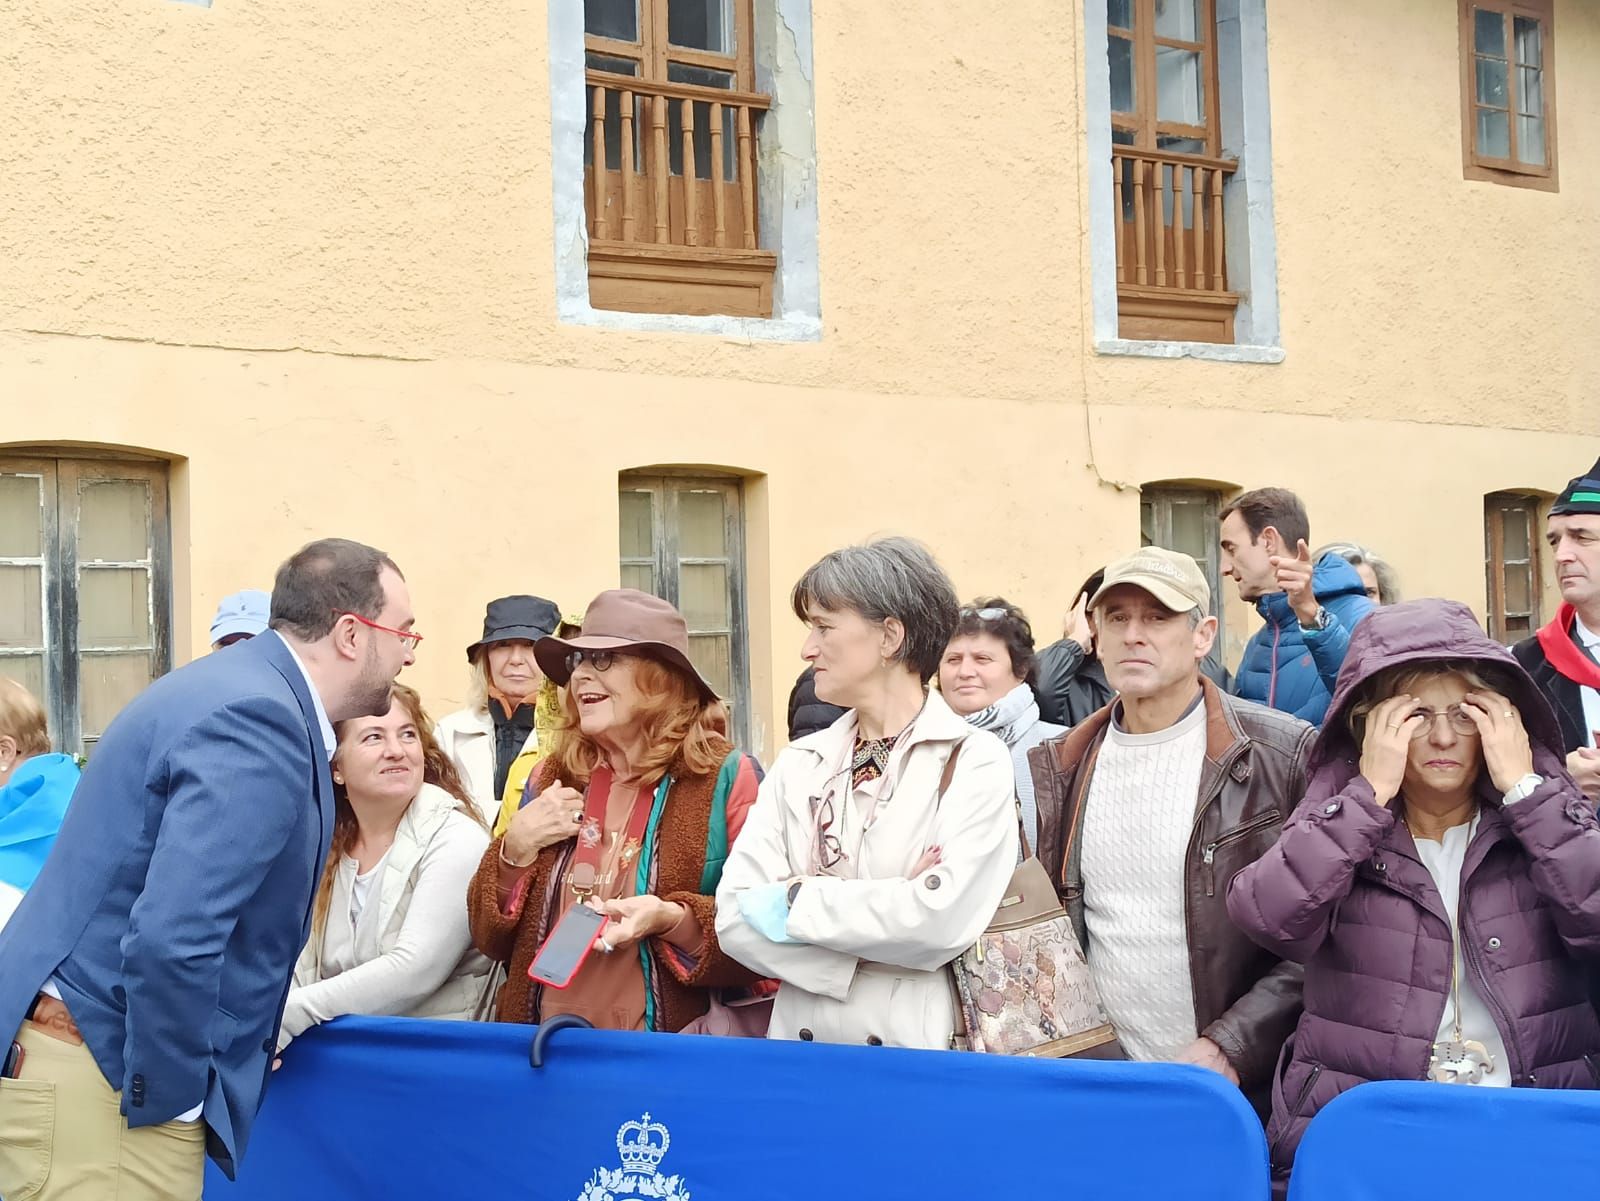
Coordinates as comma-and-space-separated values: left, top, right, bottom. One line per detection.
529, 903, 609, 989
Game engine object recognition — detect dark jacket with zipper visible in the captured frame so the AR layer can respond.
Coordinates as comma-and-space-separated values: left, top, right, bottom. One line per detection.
1028, 678, 1313, 1109
1227, 599, 1600, 1183
1513, 627, 1592, 755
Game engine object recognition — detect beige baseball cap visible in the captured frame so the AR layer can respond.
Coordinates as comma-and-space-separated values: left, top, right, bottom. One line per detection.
1089, 547, 1211, 616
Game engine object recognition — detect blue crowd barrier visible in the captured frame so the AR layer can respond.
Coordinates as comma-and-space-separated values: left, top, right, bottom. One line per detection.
204, 1016, 1268, 1201
1290, 1079, 1600, 1201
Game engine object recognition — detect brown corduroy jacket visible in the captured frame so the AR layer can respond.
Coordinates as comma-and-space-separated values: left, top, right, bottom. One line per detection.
466, 738, 759, 1031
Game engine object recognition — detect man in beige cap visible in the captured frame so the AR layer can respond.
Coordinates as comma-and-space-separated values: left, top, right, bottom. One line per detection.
1029, 547, 1311, 1117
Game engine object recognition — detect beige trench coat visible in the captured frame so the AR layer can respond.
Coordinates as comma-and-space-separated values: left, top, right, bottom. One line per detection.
716, 690, 1018, 1049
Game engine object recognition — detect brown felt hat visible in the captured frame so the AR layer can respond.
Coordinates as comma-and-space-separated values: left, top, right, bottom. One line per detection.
535, 589, 718, 703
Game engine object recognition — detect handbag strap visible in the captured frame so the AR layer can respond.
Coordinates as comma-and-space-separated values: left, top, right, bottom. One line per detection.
936, 740, 962, 801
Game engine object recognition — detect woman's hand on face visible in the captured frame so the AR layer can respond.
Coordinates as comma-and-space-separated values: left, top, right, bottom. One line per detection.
1461, 691, 1535, 794
1359, 694, 1425, 807
592, 894, 686, 952
502, 779, 586, 866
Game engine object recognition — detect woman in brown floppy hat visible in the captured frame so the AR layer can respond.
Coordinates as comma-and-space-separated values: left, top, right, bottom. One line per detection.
466, 588, 765, 1031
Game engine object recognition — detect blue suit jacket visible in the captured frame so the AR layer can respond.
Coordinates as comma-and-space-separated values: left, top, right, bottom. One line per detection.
0, 632, 334, 1178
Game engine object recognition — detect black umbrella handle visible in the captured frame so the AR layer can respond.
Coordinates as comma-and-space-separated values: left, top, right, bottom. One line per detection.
529, 1013, 594, 1069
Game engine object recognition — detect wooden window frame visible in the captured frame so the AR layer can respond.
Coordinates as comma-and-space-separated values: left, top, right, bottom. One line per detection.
1139, 484, 1225, 653
618, 472, 751, 750
1484, 492, 1545, 644
0, 455, 173, 755
1109, 0, 1224, 157
1108, 0, 1239, 344
1459, 0, 1558, 192
584, 0, 777, 318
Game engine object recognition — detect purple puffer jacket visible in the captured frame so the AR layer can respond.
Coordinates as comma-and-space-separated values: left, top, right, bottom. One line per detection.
1226, 599, 1600, 1180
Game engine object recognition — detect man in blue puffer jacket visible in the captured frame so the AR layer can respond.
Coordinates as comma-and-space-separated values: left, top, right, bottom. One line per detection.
1219, 488, 1374, 727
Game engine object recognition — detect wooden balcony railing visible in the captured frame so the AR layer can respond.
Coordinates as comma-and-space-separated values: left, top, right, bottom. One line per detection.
584, 70, 776, 318
1112, 146, 1240, 344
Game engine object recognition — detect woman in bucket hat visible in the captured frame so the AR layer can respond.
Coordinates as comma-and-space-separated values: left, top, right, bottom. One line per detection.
466, 589, 764, 1030
435, 595, 570, 827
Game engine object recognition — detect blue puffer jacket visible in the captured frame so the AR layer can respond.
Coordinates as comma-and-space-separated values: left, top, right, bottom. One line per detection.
1233, 553, 1374, 727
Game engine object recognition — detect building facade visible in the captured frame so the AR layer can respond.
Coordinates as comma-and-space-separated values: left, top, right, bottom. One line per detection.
1, 0, 1594, 759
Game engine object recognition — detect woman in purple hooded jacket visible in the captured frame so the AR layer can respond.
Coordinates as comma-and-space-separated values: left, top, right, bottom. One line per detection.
1227, 599, 1600, 1192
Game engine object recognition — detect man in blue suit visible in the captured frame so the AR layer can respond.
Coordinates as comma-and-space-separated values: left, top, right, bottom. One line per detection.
0, 538, 418, 1200
1219, 488, 1374, 727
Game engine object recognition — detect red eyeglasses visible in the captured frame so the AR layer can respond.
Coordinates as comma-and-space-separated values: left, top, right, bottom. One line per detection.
339, 612, 424, 652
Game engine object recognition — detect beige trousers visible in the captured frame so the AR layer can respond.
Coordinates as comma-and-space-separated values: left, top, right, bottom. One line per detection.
0, 1024, 205, 1201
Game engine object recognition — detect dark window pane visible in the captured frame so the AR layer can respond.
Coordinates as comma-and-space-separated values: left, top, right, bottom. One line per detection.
1514, 15, 1541, 67
1518, 113, 1547, 166
586, 0, 638, 41
1109, 35, 1136, 113
668, 0, 733, 54
1475, 57, 1508, 107
1476, 107, 1510, 158
666, 62, 734, 89
1156, 45, 1205, 125
1108, 0, 1134, 30
1155, 0, 1203, 42
586, 51, 640, 76
1474, 8, 1506, 57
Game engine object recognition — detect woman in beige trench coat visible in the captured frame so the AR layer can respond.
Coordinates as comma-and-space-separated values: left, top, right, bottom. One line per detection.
716, 538, 1018, 1050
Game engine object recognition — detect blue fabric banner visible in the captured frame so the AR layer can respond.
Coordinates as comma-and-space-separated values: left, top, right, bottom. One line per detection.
204, 1016, 1268, 1200
1290, 1080, 1600, 1201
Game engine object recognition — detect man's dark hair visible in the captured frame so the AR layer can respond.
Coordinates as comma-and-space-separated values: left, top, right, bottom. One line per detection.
270, 539, 401, 641
1220, 487, 1310, 550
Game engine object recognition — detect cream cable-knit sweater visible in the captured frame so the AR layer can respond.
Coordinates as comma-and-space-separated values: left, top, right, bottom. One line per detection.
1080, 700, 1206, 1061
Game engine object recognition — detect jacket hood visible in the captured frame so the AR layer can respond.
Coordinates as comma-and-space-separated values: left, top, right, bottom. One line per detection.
1309, 598, 1561, 772
1259, 553, 1369, 624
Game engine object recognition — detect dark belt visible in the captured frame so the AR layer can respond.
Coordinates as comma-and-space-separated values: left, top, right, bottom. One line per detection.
24, 994, 42, 1023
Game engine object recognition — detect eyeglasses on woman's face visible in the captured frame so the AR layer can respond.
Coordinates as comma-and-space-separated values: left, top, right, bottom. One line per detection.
1408, 704, 1481, 740
565, 649, 630, 675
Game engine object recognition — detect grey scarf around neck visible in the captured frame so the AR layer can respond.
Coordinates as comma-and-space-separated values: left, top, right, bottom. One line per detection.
961, 682, 1039, 748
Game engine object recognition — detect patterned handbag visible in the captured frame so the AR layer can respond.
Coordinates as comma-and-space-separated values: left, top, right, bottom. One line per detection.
938, 744, 1118, 1057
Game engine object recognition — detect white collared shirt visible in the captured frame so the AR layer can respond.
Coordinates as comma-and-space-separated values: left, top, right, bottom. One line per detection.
1574, 618, 1600, 750
273, 630, 336, 762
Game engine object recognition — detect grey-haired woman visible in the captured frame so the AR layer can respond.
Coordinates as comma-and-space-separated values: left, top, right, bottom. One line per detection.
1317, 542, 1401, 606
716, 537, 1019, 1049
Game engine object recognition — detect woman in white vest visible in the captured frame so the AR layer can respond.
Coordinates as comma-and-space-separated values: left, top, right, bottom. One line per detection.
277, 684, 495, 1053
435, 595, 564, 828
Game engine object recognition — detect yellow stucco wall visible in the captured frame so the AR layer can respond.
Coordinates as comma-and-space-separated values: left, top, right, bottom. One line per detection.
1, 0, 1595, 760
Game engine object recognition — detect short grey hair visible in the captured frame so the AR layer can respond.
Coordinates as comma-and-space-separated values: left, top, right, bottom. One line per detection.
791, 537, 960, 680
1316, 541, 1401, 605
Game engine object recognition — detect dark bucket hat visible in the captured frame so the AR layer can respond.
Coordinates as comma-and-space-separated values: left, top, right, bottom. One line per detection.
535, 589, 718, 703
465, 595, 563, 662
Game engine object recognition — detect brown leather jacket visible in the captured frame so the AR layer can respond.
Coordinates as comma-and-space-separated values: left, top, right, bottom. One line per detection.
1028, 678, 1313, 1102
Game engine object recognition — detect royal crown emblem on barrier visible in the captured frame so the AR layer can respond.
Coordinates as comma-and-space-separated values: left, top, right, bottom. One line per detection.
575, 1113, 690, 1201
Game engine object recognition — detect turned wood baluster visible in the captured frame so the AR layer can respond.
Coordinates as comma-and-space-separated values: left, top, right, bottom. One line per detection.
710, 101, 728, 249
590, 85, 608, 239
682, 99, 699, 246
737, 104, 756, 249
620, 90, 636, 242
1210, 168, 1225, 288
1113, 157, 1126, 284
652, 94, 670, 243
1132, 154, 1148, 286
1152, 161, 1167, 288
1174, 165, 1188, 290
